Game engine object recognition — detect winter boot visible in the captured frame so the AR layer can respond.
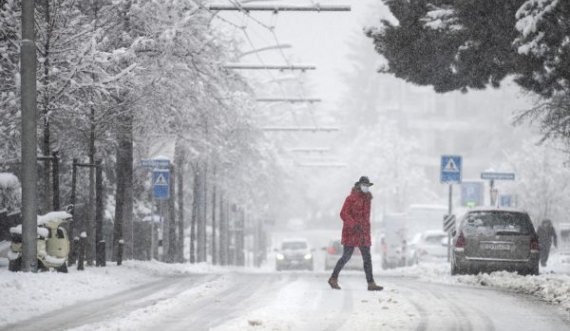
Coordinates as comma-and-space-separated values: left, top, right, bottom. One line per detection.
328, 277, 341, 290
367, 282, 384, 291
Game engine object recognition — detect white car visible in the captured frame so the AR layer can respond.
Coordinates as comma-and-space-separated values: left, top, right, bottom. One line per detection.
275, 238, 314, 271
409, 230, 449, 263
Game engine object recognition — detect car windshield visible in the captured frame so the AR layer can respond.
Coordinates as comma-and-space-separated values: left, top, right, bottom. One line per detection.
282, 241, 307, 250
425, 234, 446, 244
463, 211, 533, 235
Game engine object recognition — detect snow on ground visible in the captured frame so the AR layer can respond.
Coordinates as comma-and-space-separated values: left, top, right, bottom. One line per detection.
0, 260, 232, 327
0, 253, 569, 329
380, 255, 570, 314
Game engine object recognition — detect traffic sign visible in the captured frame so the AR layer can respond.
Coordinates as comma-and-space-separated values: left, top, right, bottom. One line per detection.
443, 214, 456, 232
140, 159, 170, 169
499, 194, 513, 207
152, 169, 170, 200
440, 155, 462, 184
461, 181, 484, 207
480, 172, 515, 180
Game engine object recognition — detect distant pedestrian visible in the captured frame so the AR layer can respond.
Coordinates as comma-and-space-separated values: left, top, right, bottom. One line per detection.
537, 219, 558, 267
328, 176, 383, 291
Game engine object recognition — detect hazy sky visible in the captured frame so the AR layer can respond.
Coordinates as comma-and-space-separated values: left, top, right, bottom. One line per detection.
215, 0, 385, 117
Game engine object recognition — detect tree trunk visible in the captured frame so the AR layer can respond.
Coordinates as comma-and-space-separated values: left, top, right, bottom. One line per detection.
113, 108, 133, 262
211, 167, 217, 265
166, 164, 177, 263
123, 113, 134, 260
39, 0, 52, 214
190, 168, 198, 263
219, 193, 228, 265
197, 163, 207, 262
86, 106, 96, 266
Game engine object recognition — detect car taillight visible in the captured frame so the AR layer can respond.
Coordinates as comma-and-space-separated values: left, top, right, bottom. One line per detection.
530, 237, 539, 251
455, 231, 465, 248
327, 247, 337, 254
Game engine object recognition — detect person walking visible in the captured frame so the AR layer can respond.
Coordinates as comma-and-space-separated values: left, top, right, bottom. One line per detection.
537, 219, 558, 267
328, 176, 383, 291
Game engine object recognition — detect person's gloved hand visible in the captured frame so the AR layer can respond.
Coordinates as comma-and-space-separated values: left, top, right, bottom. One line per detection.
354, 224, 362, 233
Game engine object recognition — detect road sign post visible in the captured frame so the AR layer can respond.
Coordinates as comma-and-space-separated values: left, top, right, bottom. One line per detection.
480, 172, 515, 206
441, 155, 462, 262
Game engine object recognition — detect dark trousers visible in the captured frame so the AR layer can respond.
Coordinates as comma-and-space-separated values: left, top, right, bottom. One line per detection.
540, 243, 551, 266
331, 245, 374, 283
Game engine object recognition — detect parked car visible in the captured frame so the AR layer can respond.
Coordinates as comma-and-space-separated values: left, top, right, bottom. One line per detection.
451, 208, 539, 275
323, 239, 363, 270
8, 211, 72, 272
275, 238, 314, 271
409, 230, 449, 263
378, 212, 408, 269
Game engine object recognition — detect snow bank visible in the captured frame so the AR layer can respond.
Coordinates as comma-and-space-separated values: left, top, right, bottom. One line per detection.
383, 261, 570, 313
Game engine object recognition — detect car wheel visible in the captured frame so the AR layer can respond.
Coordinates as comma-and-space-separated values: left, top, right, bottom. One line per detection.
37, 259, 49, 272
56, 262, 68, 273
8, 257, 21, 272
451, 262, 459, 275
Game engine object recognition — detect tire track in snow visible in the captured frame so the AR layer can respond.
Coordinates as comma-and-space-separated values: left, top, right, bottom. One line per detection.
0, 274, 220, 331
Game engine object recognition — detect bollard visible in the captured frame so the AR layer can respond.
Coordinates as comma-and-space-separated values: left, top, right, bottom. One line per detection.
96, 240, 106, 267
117, 239, 124, 266
68, 236, 79, 266
77, 232, 87, 271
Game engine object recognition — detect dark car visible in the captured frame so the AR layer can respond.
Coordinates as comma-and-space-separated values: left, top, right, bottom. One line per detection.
451, 208, 540, 275
275, 238, 314, 271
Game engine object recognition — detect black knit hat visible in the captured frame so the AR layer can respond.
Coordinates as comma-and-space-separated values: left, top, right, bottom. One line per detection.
356, 176, 373, 186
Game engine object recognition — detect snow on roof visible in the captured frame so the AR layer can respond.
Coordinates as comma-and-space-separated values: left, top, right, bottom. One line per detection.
38, 211, 72, 225
466, 206, 528, 214
10, 225, 49, 238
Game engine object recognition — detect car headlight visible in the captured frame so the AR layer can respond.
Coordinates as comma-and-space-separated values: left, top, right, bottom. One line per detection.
304, 253, 312, 260
276, 253, 285, 260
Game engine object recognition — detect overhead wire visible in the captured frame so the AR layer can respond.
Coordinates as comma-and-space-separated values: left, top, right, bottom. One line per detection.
204, 0, 323, 129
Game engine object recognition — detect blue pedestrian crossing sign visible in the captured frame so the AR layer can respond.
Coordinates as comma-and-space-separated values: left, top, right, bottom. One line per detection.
152, 169, 170, 200
440, 155, 462, 184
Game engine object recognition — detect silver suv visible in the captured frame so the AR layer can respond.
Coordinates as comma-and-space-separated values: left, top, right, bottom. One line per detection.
451, 208, 539, 275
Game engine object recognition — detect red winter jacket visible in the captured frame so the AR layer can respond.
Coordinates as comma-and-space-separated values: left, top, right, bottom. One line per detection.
340, 188, 372, 247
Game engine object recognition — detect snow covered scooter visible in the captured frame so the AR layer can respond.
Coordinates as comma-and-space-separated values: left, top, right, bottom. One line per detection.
8, 211, 72, 272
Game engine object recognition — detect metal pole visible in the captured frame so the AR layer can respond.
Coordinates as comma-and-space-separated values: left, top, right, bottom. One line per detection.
208, 4, 351, 11
255, 98, 322, 103
448, 184, 452, 262
490, 179, 495, 206
68, 159, 78, 266
20, 0, 38, 273
223, 64, 316, 70
95, 160, 105, 266
150, 178, 155, 260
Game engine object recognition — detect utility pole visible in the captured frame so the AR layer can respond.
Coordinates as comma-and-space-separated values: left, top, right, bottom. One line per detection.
20, 0, 38, 273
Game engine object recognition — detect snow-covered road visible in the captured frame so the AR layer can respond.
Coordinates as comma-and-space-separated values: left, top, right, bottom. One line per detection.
2, 267, 569, 331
